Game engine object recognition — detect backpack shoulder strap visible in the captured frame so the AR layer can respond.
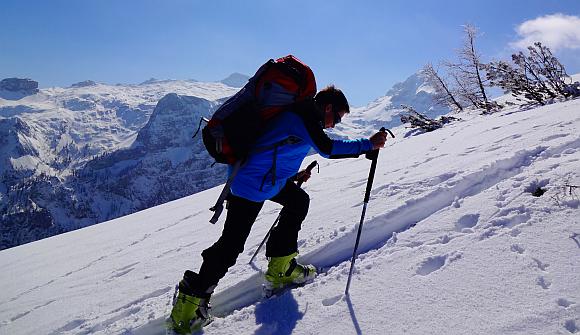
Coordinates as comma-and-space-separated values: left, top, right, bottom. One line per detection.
209, 160, 243, 224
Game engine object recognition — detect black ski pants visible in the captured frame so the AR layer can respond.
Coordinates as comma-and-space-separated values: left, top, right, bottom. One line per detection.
196, 180, 310, 293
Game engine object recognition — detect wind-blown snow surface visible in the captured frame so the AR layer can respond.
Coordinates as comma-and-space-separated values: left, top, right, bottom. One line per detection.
1, 98, 579, 335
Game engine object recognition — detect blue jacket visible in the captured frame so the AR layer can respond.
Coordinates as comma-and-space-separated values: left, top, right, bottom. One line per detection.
230, 111, 372, 202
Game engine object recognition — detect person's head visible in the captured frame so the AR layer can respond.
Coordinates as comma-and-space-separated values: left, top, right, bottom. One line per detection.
314, 85, 350, 129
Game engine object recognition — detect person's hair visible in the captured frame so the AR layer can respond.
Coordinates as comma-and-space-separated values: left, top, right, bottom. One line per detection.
314, 85, 350, 114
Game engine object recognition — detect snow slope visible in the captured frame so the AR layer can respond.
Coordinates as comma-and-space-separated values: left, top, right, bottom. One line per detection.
1, 94, 579, 334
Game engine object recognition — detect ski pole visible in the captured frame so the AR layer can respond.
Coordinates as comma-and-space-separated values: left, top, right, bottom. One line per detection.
248, 160, 319, 264
345, 127, 394, 295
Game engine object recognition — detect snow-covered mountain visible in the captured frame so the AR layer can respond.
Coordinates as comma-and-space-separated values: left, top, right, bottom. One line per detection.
332, 72, 450, 138
220, 73, 250, 88
0, 78, 239, 249
0, 93, 578, 334
0, 72, 446, 250
72, 93, 227, 223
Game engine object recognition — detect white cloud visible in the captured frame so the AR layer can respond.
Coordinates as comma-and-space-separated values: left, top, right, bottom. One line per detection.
511, 14, 580, 51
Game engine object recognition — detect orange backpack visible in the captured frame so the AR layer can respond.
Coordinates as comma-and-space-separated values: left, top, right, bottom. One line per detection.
201, 55, 317, 164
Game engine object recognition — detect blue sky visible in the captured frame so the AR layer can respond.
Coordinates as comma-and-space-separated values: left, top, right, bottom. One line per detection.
1, 0, 579, 106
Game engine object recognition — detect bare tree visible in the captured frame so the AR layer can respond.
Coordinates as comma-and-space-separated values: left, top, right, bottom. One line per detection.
421, 63, 464, 112
447, 63, 481, 108
512, 51, 557, 99
527, 42, 570, 96
446, 24, 495, 114
485, 60, 547, 105
485, 42, 571, 105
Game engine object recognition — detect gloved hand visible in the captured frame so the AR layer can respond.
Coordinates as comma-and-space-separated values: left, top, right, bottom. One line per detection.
369, 131, 388, 150
295, 169, 312, 184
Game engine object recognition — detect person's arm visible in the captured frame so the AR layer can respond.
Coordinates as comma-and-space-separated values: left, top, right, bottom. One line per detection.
292, 114, 373, 158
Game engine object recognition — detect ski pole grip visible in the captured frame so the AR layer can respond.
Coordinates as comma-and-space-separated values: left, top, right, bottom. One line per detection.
297, 160, 318, 187
366, 127, 393, 160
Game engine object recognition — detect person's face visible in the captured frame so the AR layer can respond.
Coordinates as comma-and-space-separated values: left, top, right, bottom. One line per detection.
323, 104, 347, 129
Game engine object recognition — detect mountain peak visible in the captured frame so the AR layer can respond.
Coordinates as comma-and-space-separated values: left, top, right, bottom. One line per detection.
0, 78, 39, 92
71, 80, 98, 88
139, 78, 161, 85
220, 73, 249, 87
335, 70, 449, 137
0, 78, 39, 100
386, 72, 433, 97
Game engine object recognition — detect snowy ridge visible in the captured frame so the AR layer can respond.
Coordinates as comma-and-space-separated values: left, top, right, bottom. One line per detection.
0, 93, 578, 334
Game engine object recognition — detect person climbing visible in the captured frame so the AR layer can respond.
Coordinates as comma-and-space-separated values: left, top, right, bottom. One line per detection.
168, 78, 387, 334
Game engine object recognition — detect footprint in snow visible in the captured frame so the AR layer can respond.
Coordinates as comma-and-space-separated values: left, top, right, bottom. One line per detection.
428, 235, 451, 246
322, 294, 343, 307
564, 320, 579, 334
510, 244, 525, 254
416, 255, 447, 276
416, 252, 463, 276
557, 298, 575, 308
479, 227, 499, 240
531, 257, 549, 272
536, 276, 551, 289
490, 213, 531, 229
510, 228, 522, 237
456, 214, 479, 232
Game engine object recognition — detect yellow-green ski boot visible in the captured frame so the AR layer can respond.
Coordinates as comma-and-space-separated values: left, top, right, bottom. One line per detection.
166, 271, 212, 334
263, 252, 317, 297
